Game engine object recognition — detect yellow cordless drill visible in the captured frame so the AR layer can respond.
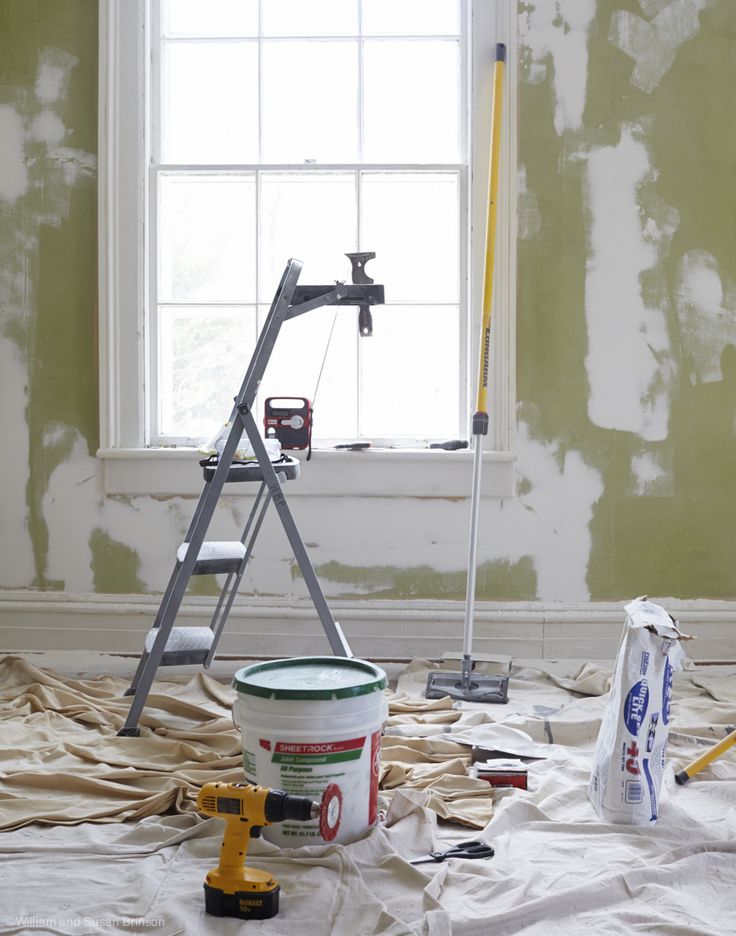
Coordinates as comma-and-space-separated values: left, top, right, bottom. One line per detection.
197, 781, 334, 920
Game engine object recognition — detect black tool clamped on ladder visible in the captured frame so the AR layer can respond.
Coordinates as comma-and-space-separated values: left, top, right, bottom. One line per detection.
346, 251, 376, 337
118, 256, 384, 737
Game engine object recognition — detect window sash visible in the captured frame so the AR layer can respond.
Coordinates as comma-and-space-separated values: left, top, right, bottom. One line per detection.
98, 0, 515, 456
147, 0, 470, 446
147, 164, 467, 445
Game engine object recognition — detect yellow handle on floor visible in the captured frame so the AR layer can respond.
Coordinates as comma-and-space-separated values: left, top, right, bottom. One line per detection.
675, 727, 736, 784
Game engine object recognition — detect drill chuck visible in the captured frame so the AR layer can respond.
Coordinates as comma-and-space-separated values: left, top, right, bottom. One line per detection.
264, 789, 320, 823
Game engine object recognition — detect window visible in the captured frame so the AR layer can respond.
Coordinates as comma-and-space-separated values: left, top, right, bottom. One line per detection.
99, 0, 516, 489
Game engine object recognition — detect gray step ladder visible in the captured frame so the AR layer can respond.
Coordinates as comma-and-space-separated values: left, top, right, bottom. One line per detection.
119, 256, 384, 736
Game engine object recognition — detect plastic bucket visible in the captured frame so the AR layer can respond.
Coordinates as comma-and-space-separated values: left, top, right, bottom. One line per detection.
232, 656, 388, 847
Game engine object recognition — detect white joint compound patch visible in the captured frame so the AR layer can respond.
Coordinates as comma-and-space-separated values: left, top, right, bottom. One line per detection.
629, 446, 675, 497
610, 0, 714, 94
507, 421, 605, 600
42, 429, 97, 591
675, 249, 736, 385
29, 110, 67, 146
518, 165, 542, 240
0, 343, 34, 585
519, 0, 597, 135
35, 47, 77, 104
581, 123, 677, 441
42, 427, 196, 592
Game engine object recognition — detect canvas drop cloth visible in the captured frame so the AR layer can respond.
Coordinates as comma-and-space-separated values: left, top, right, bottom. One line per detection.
1, 654, 736, 934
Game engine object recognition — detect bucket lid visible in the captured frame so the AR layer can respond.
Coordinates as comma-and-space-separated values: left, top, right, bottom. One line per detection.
232, 656, 387, 700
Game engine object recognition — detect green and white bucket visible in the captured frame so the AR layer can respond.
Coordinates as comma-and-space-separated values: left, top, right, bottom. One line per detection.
232, 656, 388, 847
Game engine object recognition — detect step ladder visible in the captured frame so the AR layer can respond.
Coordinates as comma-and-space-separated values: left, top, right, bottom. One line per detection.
118, 256, 384, 736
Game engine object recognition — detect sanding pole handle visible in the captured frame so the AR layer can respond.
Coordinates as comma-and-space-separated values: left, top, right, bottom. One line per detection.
675, 727, 736, 784
472, 42, 506, 437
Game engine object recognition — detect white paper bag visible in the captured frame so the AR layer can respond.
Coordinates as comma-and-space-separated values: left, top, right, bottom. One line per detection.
588, 598, 688, 824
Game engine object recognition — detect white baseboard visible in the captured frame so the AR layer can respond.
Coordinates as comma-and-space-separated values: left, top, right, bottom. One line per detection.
0, 591, 734, 662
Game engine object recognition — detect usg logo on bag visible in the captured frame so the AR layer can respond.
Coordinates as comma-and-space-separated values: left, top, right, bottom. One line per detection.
624, 680, 649, 735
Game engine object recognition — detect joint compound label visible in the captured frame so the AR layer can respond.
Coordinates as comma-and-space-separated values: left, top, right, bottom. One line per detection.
242, 729, 382, 845
589, 598, 688, 825
271, 737, 366, 765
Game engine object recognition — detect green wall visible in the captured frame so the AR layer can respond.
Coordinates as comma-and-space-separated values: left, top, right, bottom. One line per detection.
1, 0, 735, 604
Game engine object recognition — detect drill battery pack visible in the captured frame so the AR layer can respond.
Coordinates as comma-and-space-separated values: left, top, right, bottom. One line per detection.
204, 882, 280, 920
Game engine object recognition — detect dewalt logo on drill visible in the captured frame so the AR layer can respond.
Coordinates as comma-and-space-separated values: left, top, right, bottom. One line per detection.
239, 897, 267, 914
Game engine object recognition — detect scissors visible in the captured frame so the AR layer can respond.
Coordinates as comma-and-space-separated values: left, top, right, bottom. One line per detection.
409, 840, 495, 865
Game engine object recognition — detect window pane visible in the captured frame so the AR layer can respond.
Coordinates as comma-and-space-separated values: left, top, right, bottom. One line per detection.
363, 40, 460, 162
359, 305, 459, 438
362, 0, 460, 35
161, 0, 258, 37
259, 173, 356, 302
161, 42, 258, 163
158, 174, 256, 302
262, 0, 358, 36
261, 41, 358, 162
256, 306, 358, 440
361, 173, 459, 302
159, 306, 257, 438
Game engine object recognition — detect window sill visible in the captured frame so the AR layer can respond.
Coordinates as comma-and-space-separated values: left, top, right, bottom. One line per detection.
97, 447, 517, 498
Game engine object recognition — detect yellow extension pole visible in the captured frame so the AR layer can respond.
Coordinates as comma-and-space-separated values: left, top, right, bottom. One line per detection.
475, 43, 506, 422
460, 43, 506, 688
675, 728, 736, 785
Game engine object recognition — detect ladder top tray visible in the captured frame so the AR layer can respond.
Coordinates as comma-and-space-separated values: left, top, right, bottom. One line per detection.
200, 455, 301, 484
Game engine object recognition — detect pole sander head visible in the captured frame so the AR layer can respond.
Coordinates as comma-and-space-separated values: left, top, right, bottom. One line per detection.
425, 670, 509, 703
426, 657, 509, 703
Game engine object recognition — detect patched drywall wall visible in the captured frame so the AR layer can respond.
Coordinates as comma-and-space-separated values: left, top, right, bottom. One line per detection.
519, 0, 736, 599
0, 4, 97, 593
1, 0, 735, 624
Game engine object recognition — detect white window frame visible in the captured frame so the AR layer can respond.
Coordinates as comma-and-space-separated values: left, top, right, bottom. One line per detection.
97, 0, 517, 497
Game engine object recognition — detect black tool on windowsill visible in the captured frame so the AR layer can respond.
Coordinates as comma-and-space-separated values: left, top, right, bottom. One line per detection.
429, 440, 468, 450
335, 442, 371, 451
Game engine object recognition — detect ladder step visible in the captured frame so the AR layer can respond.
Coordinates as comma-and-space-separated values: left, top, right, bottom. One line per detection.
177, 540, 246, 574
201, 454, 301, 484
144, 626, 213, 666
